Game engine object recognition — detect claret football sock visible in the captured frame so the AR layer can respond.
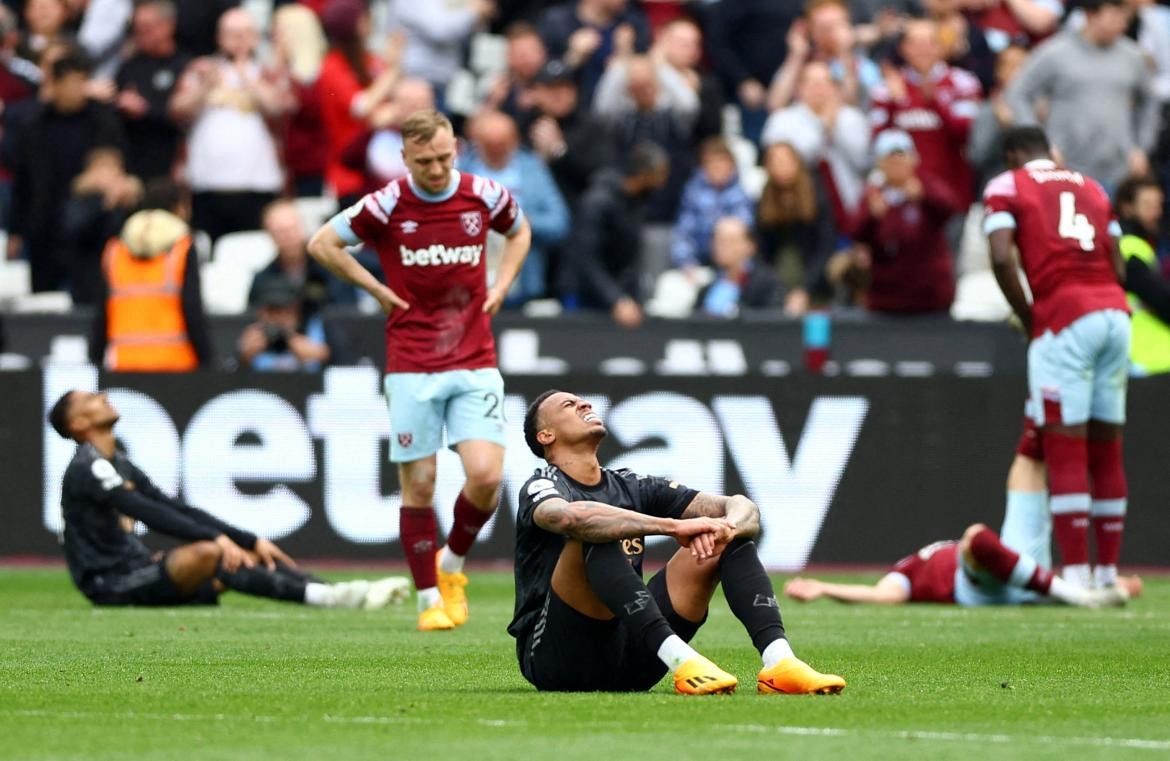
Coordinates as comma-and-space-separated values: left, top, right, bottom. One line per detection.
582, 541, 675, 656
718, 538, 786, 655
400, 506, 438, 594
1089, 436, 1127, 584
1044, 431, 1091, 575
446, 492, 493, 560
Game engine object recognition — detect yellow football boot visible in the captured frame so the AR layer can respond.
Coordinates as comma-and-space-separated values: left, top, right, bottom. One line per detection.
436, 556, 469, 626
757, 656, 846, 695
673, 656, 738, 695
417, 603, 456, 631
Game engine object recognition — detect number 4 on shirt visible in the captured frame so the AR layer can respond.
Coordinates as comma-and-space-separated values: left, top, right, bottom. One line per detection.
1058, 191, 1096, 252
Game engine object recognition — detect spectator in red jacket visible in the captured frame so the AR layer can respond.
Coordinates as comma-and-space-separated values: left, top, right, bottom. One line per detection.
869, 17, 982, 209
848, 129, 959, 314
273, 4, 329, 198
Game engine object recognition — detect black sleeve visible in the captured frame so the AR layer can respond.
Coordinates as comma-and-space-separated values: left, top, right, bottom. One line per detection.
127, 462, 257, 549
181, 245, 214, 366
106, 487, 222, 542
637, 475, 699, 520
1127, 256, 1170, 324
516, 473, 573, 531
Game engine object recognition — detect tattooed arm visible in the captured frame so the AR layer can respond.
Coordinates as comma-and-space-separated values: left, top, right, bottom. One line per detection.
680, 492, 761, 539
533, 497, 732, 547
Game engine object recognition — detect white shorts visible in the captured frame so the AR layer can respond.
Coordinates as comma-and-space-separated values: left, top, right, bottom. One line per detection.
1027, 309, 1130, 427
383, 368, 506, 463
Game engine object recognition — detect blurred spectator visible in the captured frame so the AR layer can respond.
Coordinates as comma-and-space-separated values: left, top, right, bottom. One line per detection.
704, 0, 801, 143
847, 129, 959, 314
483, 21, 546, 120
238, 273, 333, 372
340, 76, 435, 194
562, 141, 669, 327
1128, 0, 1170, 107
90, 178, 211, 371
113, 0, 188, 183
318, 0, 401, 204
762, 60, 870, 227
6, 45, 123, 292
519, 58, 613, 208
767, 0, 881, 111
922, 0, 996, 93
18, 0, 70, 65
170, 8, 293, 241
1006, 0, 1156, 192
0, 4, 38, 231
755, 141, 838, 316
272, 3, 328, 197
175, 0, 240, 58
968, 44, 1028, 190
652, 17, 722, 142
538, 0, 652, 107
78, 0, 132, 79
695, 216, 783, 317
62, 146, 143, 305
870, 17, 982, 210
459, 109, 569, 304
248, 199, 355, 322
1115, 173, 1170, 375
390, 0, 495, 106
967, 0, 1063, 53
670, 137, 754, 270
595, 53, 696, 268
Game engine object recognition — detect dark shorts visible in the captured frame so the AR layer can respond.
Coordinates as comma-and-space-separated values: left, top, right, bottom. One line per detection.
84, 554, 219, 607
518, 567, 707, 692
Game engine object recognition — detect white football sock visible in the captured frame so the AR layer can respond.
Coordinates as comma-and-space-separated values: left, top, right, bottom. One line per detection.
1062, 563, 1092, 590
1094, 564, 1118, 588
762, 638, 796, 668
439, 547, 465, 574
304, 583, 334, 607
657, 635, 700, 672
417, 586, 441, 612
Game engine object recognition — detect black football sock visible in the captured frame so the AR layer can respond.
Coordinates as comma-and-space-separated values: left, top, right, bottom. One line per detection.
583, 541, 675, 653
274, 561, 327, 585
718, 538, 786, 654
217, 565, 307, 603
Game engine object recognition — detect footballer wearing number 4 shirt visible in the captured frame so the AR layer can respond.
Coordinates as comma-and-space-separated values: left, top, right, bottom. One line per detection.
308, 109, 532, 631
983, 126, 1130, 593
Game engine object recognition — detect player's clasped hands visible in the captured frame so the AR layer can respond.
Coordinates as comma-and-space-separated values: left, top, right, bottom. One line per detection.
214, 534, 254, 573
673, 516, 737, 563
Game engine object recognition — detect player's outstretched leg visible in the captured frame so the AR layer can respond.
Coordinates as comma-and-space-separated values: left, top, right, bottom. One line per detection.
437, 441, 505, 626
1087, 424, 1127, 589
961, 524, 1126, 607
999, 421, 1051, 567
580, 541, 737, 695
711, 538, 845, 695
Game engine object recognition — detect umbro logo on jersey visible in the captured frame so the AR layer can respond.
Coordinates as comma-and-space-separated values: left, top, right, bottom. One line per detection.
400, 220, 418, 234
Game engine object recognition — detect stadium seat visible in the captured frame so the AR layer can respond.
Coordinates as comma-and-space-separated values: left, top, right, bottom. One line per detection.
193, 230, 213, 263
445, 69, 479, 116
200, 260, 254, 315
212, 230, 276, 272
12, 290, 72, 313
294, 196, 337, 233
0, 258, 30, 304
950, 270, 1012, 322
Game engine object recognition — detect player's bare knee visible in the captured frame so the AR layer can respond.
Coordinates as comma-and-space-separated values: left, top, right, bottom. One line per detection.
192, 540, 223, 573
464, 469, 502, 505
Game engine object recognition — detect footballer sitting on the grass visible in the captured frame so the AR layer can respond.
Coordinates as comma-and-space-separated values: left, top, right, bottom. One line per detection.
509, 390, 846, 695
49, 390, 409, 609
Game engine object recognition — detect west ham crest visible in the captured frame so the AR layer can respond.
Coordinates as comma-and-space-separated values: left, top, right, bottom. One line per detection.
460, 211, 482, 236
398, 432, 413, 448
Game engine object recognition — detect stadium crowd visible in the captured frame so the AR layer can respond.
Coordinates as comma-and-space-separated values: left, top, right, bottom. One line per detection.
1, 0, 1170, 367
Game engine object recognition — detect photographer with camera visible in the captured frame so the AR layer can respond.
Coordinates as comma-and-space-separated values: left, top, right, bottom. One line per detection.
237, 274, 332, 372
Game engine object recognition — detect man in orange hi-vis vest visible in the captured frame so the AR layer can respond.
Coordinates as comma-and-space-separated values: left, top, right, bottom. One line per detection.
90, 184, 211, 371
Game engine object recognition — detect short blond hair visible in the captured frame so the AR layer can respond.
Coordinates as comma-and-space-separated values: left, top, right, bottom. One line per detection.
400, 109, 454, 144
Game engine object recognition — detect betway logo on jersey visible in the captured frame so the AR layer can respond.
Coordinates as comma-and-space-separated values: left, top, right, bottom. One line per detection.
399, 244, 483, 267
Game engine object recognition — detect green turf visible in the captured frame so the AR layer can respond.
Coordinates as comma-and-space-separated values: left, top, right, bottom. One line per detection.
1, 567, 1168, 761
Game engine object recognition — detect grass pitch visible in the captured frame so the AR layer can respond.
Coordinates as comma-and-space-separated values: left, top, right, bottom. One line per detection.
2, 567, 1168, 761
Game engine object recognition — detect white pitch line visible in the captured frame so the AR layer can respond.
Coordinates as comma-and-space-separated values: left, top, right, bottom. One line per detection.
6, 709, 1170, 751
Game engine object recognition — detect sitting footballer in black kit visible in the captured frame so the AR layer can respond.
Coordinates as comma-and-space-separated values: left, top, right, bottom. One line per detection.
48, 390, 408, 609
508, 390, 847, 695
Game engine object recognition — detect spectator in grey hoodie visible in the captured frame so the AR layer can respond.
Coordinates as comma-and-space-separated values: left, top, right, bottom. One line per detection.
1006, 0, 1158, 190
